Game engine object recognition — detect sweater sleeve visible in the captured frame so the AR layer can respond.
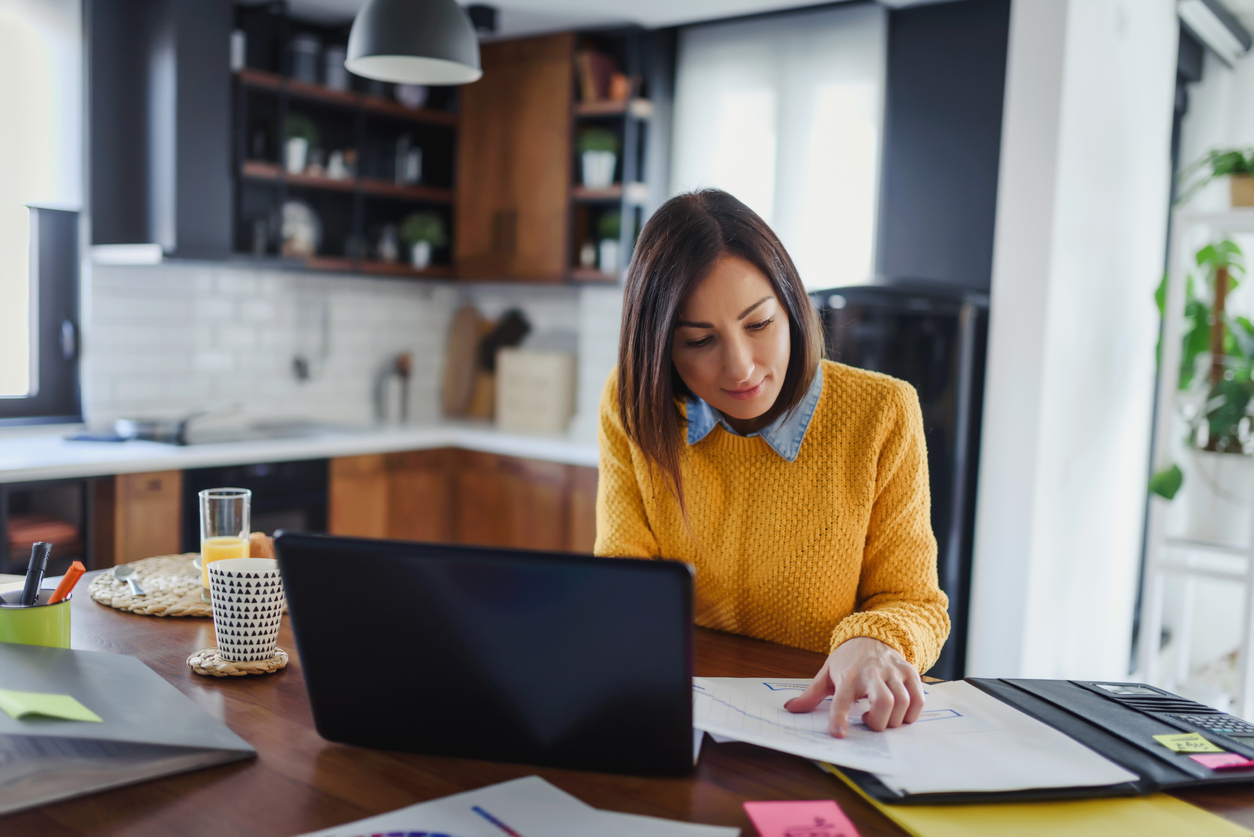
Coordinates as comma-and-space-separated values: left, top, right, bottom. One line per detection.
828, 381, 951, 673
593, 371, 661, 560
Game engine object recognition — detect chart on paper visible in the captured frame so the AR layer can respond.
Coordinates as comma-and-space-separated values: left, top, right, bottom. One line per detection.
692, 678, 898, 773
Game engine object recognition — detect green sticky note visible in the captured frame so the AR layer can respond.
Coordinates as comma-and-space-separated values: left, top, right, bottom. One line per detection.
1153, 732, 1223, 753
0, 688, 103, 723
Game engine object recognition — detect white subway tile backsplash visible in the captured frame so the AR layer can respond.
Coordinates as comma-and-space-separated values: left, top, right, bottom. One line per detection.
86, 263, 622, 436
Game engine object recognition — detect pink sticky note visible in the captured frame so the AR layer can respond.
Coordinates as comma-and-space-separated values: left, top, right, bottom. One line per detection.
1190, 753, 1254, 770
744, 800, 860, 837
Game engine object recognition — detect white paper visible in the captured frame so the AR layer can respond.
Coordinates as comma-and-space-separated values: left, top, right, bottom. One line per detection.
294, 775, 737, 837
873, 681, 1140, 795
695, 678, 1139, 794
693, 677, 900, 773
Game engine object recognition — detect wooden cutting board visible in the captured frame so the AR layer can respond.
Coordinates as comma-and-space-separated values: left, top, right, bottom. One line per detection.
441, 305, 485, 417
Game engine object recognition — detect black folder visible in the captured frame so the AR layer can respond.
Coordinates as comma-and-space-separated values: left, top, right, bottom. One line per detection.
839, 678, 1254, 805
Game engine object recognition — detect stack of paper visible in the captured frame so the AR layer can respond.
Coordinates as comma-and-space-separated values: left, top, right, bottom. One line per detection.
693, 677, 1138, 795
296, 775, 739, 837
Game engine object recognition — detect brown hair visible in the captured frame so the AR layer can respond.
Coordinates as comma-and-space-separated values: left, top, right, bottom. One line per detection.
617, 189, 824, 505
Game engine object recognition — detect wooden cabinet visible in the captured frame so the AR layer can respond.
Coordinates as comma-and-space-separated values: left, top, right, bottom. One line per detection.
94, 471, 184, 566
329, 449, 596, 553
455, 33, 573, 281
329, 450, 454, 542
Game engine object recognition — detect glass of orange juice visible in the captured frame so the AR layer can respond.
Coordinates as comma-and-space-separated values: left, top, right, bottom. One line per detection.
199, 488, 251, 603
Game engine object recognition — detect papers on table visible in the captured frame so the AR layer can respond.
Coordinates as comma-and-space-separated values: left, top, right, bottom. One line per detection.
693, 677, 1139, 796
295, 775, 739, 837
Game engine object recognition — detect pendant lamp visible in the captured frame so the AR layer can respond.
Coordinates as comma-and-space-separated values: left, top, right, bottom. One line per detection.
345, 0, 483, 85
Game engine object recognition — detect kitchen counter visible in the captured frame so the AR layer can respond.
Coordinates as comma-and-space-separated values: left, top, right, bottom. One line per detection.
0, 422, 600, 484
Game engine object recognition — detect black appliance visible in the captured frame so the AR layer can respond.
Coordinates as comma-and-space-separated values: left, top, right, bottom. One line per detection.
812, 282, 989, 681
182, 459, 328, 551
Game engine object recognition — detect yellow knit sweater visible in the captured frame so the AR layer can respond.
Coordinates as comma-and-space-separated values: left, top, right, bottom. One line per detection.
594, 359, 950, 672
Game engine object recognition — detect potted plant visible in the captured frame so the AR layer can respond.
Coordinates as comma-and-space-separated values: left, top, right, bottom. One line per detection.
285, 114, 320, 175
578, 127, 620, 190
1151, 240, 1254, 545
1177, 148, 1254, 207
596, 210, 621, 276
399, 211, 447, 268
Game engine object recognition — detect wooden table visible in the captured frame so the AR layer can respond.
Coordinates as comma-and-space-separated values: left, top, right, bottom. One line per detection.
5, 573, 1254, 836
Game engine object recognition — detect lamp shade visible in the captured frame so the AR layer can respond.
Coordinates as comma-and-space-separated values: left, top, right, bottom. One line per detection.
345, 0, 483, 85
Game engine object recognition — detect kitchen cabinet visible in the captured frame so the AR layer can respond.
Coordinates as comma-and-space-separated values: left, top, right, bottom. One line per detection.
328, 449, 596, 552
329, 449, 455, 543
455, 33, 574, 281
94, 471, 184, 566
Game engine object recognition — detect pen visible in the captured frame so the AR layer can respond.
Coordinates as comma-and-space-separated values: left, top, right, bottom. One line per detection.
20, 542, 52, 607
48, 560, 86, 605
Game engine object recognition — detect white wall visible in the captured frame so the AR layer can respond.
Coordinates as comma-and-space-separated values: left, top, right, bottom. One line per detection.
1177, 48, 1254, 213
967, 0, 1178, 678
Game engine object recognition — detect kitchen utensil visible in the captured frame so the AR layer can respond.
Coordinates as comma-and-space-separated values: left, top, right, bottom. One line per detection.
281, 200, 321, 258
112, 564, 146, 597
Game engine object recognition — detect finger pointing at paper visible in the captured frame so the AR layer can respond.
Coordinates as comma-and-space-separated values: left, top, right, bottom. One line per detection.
783, 637, 926, 737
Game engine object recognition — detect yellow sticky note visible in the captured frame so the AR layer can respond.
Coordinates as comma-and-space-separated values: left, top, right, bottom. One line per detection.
0, 688, 103, 723
819, 763, 1252, 837
1153, 732, 1224, 753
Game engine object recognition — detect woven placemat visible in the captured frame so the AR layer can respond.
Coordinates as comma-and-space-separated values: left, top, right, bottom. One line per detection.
89, 553, 212, 617
188, 647, 289, 677
90, 553, 289, 618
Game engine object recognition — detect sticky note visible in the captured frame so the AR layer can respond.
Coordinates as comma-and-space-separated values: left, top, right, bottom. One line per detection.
744, 800, 859, 837
1153, 732, 1224, 753
0, 688, 103, 723
1190, 753, 1254, 770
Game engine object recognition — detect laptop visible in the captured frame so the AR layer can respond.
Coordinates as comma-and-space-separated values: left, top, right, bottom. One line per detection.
274, 532, 694, 775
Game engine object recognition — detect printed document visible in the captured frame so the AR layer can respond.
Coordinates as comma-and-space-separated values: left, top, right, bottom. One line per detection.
295, 775, 738, 837
694, 678, 1139, 794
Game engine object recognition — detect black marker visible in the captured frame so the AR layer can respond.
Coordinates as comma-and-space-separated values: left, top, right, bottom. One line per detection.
20, 542, 52, 607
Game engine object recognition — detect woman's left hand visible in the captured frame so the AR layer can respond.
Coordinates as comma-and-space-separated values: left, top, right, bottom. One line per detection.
783, 636, 925, 737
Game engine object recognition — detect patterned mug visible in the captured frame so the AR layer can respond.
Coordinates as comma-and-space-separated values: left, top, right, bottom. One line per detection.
208, 558, 284, 662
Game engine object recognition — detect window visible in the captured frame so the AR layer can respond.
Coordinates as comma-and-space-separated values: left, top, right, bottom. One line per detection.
0, 0, 83, 423
670, 3, 887, 291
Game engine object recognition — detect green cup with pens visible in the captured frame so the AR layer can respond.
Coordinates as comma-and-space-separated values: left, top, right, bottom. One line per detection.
0, 542, 86, 649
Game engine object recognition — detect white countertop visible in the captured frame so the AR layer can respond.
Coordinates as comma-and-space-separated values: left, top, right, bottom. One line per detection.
0, 422, 600, 484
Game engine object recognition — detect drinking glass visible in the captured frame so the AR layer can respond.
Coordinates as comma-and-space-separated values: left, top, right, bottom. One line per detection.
200, 488, 251, 602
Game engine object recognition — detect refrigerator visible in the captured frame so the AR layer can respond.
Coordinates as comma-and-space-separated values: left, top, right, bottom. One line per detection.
811, 281, 989, 680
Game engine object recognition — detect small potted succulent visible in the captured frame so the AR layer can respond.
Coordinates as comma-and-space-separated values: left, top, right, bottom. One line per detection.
285, 114, 320, 175
578, 127, 620, 190
597, 210, 621, 276
399, 211, 447, 269
1177, 148, 1254, 207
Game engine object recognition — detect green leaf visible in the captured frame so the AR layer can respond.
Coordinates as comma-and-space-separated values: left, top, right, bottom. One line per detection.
1149, 464, 1183, 500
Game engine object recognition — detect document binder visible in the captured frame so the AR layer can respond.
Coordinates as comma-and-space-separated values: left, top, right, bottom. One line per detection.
838, 678, 1254, 805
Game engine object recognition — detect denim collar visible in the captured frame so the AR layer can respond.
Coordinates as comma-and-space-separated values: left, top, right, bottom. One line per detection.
685, 368, 824, 462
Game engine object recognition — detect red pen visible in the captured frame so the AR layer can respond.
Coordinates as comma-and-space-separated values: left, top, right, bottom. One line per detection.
47, 561, 86, 604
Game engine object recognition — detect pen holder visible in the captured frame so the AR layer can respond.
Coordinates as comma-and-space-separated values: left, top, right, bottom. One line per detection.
0, 590, 72, 648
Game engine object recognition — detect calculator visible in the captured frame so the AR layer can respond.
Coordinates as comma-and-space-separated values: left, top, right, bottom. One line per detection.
1170, 713, 1254, 743
1081, 681, 1254, 759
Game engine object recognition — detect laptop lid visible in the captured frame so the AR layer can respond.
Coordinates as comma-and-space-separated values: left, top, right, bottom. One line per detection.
274, 532, 694, 775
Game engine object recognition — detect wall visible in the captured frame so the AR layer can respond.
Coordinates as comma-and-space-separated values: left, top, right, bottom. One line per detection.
81, 263, 619, 441
966, 0, 1178, 679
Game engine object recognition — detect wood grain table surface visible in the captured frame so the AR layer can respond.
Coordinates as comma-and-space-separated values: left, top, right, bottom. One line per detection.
3, 571, 1254, 836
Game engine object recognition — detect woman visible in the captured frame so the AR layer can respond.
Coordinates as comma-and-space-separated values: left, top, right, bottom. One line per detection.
595, 189, 949, 738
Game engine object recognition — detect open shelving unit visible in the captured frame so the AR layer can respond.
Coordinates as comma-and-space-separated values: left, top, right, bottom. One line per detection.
565, 33, 656, 283
1140, 206, 1254, 717
231, 6, 458, 279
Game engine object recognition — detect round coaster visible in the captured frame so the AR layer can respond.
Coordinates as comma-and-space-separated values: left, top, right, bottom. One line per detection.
187, 647, 289, 677
89, 553, 211, 617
